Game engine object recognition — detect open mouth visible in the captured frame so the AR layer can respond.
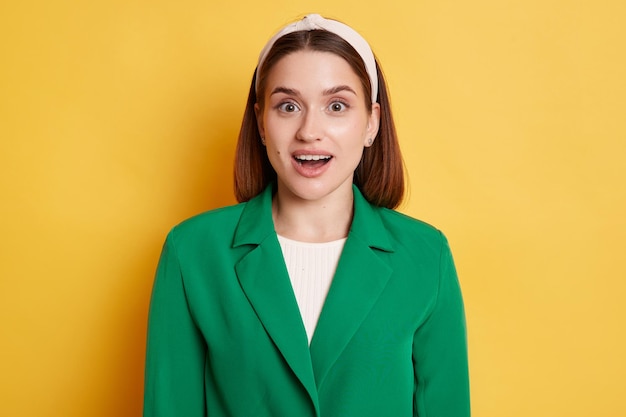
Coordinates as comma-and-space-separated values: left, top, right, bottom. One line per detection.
293, 154, 332, 168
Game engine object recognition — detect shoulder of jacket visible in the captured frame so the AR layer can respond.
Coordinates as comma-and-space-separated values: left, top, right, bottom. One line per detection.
167, 201, 246, 242
373, 207, 451, 262
378, 208, 443, 239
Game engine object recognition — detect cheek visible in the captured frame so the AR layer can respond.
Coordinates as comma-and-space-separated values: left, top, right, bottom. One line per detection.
328, 119, 368, 142
265, 144, 286, 172
264, 117, 296, 140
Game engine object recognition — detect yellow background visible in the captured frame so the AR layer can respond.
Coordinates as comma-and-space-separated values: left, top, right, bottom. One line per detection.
1, 1, 625, 415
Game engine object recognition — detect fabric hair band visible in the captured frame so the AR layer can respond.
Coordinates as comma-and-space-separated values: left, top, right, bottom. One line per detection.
255, 14, 379, 103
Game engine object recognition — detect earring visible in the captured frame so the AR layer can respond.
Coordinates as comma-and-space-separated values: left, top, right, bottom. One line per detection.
367, 138, 374, 146
261, 136, 266, 145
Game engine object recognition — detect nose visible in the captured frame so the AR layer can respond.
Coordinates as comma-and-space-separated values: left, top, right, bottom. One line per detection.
296, 109, 321, 142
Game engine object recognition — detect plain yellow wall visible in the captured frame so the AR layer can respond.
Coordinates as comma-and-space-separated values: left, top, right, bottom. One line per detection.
1, 1, 625, 416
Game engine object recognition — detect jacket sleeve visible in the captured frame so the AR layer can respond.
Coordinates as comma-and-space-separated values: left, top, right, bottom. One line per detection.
413, 232, 471, 417
144, 231, 207, 417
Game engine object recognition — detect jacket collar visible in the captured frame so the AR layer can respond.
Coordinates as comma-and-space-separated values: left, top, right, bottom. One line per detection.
232, 184, 277, 247
233, 184, 395, 410
233, 183, 394, 251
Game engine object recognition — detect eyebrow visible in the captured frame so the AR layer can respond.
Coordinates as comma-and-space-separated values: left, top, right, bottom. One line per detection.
323, 85, 357, 96
270, 86, 299, 96
269, 85, 358, 97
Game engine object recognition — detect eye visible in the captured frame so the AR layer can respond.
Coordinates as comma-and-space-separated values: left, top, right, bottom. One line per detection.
277, 102, 300, 113
328, 101, 348, 112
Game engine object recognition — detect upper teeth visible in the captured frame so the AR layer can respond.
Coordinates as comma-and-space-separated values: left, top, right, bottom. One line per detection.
295, 155, 331, 161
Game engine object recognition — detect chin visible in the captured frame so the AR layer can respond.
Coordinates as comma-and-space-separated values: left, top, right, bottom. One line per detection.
279, 178, 352, 203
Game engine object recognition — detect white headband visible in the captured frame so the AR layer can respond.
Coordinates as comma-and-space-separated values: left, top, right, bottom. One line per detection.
256, 14, 378, 103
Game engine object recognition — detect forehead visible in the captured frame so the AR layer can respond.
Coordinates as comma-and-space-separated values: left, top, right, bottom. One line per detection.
265, 50, 363, 92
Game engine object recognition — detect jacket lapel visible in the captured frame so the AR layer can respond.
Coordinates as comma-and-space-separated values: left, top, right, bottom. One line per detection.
233, 186, 319, 410
309, 186, 395, 388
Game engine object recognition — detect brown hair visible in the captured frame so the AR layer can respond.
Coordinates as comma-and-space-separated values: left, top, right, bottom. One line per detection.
234, 29, 405, 208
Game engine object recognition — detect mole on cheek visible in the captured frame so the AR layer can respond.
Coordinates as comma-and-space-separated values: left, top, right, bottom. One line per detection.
277, 151, 281, 155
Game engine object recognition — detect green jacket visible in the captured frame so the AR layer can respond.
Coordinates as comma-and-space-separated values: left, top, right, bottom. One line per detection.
144, 185, 470, 416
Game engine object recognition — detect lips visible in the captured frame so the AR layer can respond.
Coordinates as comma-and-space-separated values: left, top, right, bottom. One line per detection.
291, 152, 333, 177
294, 154, 332, 162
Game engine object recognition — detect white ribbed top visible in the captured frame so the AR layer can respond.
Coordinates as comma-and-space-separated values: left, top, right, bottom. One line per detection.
277, 234, 346, 343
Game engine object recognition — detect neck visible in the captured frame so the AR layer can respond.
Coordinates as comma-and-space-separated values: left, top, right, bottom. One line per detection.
272, 187, 354, 243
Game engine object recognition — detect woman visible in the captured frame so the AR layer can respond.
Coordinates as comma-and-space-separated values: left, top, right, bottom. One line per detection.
144, 14, 470, 417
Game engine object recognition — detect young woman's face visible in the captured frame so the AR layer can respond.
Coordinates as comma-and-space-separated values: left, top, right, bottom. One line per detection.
256, 50, 380, 205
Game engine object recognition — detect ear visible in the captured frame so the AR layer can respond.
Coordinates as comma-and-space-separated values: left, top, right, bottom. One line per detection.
364, 103, 381, 147
254, 103, 265, 139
